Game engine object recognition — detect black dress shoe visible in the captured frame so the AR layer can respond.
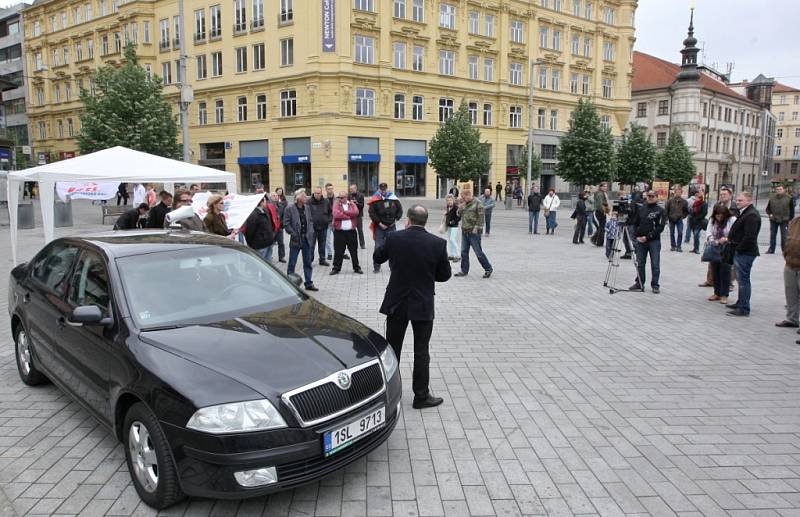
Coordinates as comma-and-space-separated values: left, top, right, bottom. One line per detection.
725, 303, 739, 309
482, 271, 492, 278
329, 269, 340, 275
454, 272, 468, 277
343, 254, 350, 260
412, 395, 444, 409
360, 245, 366, 250
319, 261, 330, 267
727, 309, 749, 317
620, 254, 632, 260
278, 258, 287, 263
305, 285, 319, 291
373, 267, 381, 273
775, 320, 799, 328
629, 283, 643, 292
354, 268, 364, 274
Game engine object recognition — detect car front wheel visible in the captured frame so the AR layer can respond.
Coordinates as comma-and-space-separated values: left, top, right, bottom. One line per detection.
14, 324, 48, 386
123, 402, 184, 509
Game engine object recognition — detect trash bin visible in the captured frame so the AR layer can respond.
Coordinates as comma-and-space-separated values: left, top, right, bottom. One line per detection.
55, 200, 73, 227
17, 202, 34, 229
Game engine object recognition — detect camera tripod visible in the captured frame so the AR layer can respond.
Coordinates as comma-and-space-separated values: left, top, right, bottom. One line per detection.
603, 224, 643, 294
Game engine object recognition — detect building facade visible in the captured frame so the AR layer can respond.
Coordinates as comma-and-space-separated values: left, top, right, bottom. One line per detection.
770, 83, 800, 181
24, 0, 636, 196
630, 14, 765, 196
0, 3, 29, 170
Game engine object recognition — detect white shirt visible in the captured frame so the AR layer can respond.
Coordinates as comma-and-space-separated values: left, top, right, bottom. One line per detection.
340, 201, 353, 231
133, 184, 146, 205
544, 194, 560, 211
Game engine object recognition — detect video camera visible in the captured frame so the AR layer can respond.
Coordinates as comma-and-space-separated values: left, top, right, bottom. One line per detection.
611, 199, 632, 223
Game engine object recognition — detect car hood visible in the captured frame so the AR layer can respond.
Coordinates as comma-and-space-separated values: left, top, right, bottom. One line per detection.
137, 299, 383, 400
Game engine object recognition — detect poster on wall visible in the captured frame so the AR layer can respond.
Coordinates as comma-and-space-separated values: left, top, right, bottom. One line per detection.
652, 181, 670, 202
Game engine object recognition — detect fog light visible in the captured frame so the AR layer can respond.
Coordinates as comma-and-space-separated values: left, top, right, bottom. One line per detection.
234, 466, 278, 487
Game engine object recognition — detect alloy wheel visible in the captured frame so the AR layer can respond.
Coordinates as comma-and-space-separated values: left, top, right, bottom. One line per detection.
128, 421, 159, 493
17, 330, 31, 376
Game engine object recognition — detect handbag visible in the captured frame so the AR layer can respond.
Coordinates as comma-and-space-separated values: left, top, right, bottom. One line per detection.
701, 242, 721, 263
543, 209, 550, 218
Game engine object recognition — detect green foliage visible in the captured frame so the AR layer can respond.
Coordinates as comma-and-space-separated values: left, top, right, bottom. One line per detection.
516, 143, 542, 192
77, 44, 180, 158
655, 129, 696, 186
616, 123, 657, 186
428, 101, 492, 182
556, 99, 616, 188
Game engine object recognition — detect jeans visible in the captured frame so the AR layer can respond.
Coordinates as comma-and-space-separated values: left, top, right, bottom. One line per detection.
711, 261, 731, 297
484, 209, 493, 235
684, 219, 692, 244
593, 210, 607, 245
669, 219, 684, 249
287, 237, 314, 288
274, 229, 286, 260
586, 210, 595, 235
784, 266, 800, 324
495, 191, 502, 201
460, 231, 492, 274
769, 220, 788, 252
326, 224, 334, 258
447, 227, 459, 257
257, 246, 273, 262
634, 238, 661, 288
385, 301, 434, 400
374, 224, 396, 269
572, 215, 586, 243
545, 212, 558, 233
355, 216, 365, 247
605, 238, 614, 259
313, 228, 327, 263
528, 211, 540, 233
692, 226, 703, 253
733, 253, 756, 314
333, 230, 360, 271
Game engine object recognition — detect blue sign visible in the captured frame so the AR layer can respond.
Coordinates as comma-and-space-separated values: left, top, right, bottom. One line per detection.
282, 155, 310, 164
322, 0, 336, 52
0, 148, 11, 159
238, 156, 268, 165
348, 153, 380, 162
395, 155, 427, 164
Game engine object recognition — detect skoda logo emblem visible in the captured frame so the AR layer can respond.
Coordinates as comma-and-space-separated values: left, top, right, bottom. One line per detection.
337, 372, 351, 390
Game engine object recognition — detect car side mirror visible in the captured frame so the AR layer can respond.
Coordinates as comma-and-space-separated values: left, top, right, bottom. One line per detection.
286, 273, 303, 287
68, 305, 113, 327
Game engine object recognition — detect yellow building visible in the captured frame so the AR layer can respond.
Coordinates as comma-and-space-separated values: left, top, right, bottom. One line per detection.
771, 83, 800, 180
24, 0, 636, 197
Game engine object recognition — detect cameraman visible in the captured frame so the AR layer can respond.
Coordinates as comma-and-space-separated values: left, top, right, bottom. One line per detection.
618, 189, 635, 259
629, 190, 666, 294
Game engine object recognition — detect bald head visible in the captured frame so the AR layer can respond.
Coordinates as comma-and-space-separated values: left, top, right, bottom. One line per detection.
406, 204, 429, 227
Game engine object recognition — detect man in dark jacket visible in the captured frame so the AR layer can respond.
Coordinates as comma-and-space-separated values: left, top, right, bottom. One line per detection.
244, 196, 276, 261
348, 184, 366, 249
374, 205, 451, 409
368, 182, 403, 273
114, 203, 149, 230
283, 189, 318, 291
629, 191, 666, 293
665, 186, 689, 252
766, 185, 792, 254
726, 191, 761, 316
527, 186, 542, 234
592, 182, 611, 246
495, 181, 503, 201
308, 186, 331, 266
571, 191, 587, 244
146, 191, 172, 228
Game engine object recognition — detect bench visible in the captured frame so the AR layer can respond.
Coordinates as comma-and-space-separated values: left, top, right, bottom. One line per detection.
101, 205, 128, 224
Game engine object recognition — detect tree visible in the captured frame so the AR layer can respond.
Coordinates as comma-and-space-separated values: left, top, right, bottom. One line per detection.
516, 143, 542, 191
616, 123, 657, 187
655, 129, 696, 186
556, 98, 616, 188
428, 101, 492, 184
77, 44, 181, 158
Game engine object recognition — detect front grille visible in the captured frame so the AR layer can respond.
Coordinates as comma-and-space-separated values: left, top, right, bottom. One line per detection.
286, 363, 384, 425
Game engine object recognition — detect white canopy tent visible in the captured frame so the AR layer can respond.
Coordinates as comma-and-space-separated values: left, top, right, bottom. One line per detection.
7, 146, 236, 264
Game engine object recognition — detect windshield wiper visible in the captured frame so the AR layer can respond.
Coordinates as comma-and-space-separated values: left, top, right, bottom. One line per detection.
140, 324, 189, 332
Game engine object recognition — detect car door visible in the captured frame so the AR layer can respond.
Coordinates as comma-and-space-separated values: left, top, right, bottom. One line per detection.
58, 249, 119, 425
25, 243, 80, 379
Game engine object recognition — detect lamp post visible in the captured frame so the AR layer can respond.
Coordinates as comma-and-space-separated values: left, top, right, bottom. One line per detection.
177, 0, 190, 163
526, 60, 542, 206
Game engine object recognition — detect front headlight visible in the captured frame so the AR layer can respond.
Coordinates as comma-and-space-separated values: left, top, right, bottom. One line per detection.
186, 399, 287, 434
380, 346, 398, 380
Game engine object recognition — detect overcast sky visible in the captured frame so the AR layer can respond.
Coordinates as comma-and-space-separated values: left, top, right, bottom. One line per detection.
635, 0, 800, 88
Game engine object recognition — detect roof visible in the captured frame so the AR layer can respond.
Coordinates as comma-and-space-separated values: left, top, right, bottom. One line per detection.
632, 51, 759, 106
774, 82, 800, 94
63, 230, 241, 259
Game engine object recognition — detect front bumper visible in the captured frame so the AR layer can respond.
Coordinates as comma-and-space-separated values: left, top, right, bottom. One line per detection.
162, 373, 402, 499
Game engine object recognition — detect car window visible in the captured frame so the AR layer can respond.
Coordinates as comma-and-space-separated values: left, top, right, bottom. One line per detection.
116, 246, 301, 328
68, 251, 110, 315
31, 244, 80, 297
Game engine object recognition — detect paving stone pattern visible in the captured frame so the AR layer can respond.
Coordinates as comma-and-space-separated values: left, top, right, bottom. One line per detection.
0, 199, 798, 516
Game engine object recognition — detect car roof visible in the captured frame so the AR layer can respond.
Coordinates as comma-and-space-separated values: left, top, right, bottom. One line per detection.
58, 230, 242, 259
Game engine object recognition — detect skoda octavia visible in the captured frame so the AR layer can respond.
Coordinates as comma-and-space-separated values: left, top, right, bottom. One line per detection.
8, 232, 401, 509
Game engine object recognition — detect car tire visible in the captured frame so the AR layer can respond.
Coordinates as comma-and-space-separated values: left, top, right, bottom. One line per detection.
123, 402, 184, 510
14, 324, 48, 386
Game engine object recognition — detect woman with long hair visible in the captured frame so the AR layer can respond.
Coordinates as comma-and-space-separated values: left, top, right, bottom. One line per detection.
444, 194, 461, 261
689, 190, 708, 254
705, 204, 736, 304
203, 194, 229, 236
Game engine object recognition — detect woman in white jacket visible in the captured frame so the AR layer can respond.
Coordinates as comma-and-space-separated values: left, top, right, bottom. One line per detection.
543, 189, 560, 234
705, 204, 736, 304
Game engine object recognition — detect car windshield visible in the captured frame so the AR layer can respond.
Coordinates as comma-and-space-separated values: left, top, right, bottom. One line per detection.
116, 246, 302, 328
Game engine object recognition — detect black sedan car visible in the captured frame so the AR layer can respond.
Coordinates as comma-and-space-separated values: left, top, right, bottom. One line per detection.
8, 231, 401, 509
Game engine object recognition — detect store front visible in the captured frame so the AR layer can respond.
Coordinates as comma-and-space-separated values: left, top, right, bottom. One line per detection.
395, 139, 428, 197
238, 140, 269, 192
348, 137, 380, 194
199, 142, 226, 171
283, 137, 311, 192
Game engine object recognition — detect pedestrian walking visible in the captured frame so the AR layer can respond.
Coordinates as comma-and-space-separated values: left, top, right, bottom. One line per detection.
443, 194, 461, 261
689, 190, 708, 254
478, 188, 496, 236
629, 190, 666, 294
309, 187, 332, 266
373, 205, 451, 409
591, 182, 611, 246
527, 186, 542, 234
666, 185, 689, 252
514, 184, 523, 207
271, 189, 288, 262
703, 204, 735, 304
283, 189, 318, 291
504, 182, 513, 210
495, 181, 503, 201
348, 184, 367, 249
571, 191, 588, 244
454, 190, 493, 278
243, 196, 276, 261
585, 186, 596, 237
776, 214, 800, 329
330, 191, 363, 275
543, 189, 560, 234
726, 192, 761, 316
368, 182, 403, 273
766, 185, 791, 254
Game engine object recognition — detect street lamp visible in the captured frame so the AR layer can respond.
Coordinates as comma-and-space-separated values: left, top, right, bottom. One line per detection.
526, 59, 544, 205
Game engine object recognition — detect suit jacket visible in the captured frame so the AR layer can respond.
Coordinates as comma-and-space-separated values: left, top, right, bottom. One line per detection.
283, 202, 316, 248
373, 226, 451, 321
114, 208, 141, 230
146, 202, 170, 228
728, 204, 761, 256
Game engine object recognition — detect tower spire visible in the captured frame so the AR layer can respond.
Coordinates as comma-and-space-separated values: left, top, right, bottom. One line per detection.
677, 8, 700, 82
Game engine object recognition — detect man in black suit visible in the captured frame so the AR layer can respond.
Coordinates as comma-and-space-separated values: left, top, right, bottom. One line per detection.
114, 203, 149, 230
146, 190, 173, 228
374, 205, 451, 409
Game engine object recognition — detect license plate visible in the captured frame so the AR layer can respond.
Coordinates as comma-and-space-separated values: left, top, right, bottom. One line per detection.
323, 406, 385, 457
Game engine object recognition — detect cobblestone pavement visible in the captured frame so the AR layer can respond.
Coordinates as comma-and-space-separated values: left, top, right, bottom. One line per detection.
0, 199, 798, 516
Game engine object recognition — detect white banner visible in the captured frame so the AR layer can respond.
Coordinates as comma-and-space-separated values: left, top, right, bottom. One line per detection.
56, 182, 119, 202
192, 191, 263, 230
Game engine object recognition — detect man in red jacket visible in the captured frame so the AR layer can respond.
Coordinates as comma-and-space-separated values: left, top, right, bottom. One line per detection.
330, 191, 363, 275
